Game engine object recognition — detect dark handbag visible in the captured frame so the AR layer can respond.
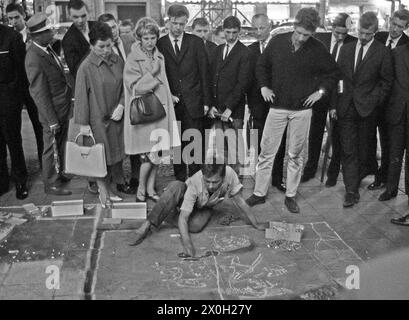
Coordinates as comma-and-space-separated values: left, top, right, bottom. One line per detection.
129, 92, 166, 125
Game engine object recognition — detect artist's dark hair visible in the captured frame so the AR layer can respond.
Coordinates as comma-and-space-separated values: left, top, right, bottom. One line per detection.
202, 157, 226, 178
332, 13, 351, 28
167, 4, 189, 19
5, 3, 24, 15
294, 7, 320, 32
89, 21, 113, 46
359, 11, 378, 32
223, 16, 241, 30
214, 25, 223, 36
393, 9, 409, 24
98, 13, 116, 23
192, 17, 209, 30
68, 0, 88, 11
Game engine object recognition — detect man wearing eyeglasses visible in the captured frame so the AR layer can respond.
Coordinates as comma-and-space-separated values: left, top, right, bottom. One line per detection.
332, 12, 394, 208
368, 9, 409, 199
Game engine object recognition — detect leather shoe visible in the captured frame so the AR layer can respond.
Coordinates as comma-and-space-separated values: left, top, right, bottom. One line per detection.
246, 194, 266, 207
16, 183, 28, 200
58, 174, 72, 184
343, 192, 356, 208
301, 173, 314, 183
45, 186, 72, 196
378, 190, 398, 202
391, 214, 409, 226
368, 180, 385, 190
285, 197, 300, 213
272, 181, 286, 193
325, 177, 337, 187
117, 183, 135, 195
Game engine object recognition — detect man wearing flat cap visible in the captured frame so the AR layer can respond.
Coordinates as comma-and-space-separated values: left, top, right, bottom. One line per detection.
25, 13, 73, 196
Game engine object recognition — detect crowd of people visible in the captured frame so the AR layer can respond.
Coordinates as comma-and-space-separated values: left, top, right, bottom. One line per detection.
1, 0, 409, 256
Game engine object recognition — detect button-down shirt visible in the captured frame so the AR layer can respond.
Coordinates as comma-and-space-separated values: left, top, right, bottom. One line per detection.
20, 26, 28, 43
354, 38, 375, 70
260, 35, 272, 53
169, 32, 184, 55
81, 23, 90, 43
386, 33, 402, 49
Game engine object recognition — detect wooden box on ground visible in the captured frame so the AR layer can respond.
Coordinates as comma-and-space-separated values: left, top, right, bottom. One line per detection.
51, 200, 84, 217
265, 221, 304, 243
111, 203, 146, 220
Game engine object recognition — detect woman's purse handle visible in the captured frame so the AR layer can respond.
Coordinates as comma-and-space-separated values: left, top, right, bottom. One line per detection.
74, 133, 96, 146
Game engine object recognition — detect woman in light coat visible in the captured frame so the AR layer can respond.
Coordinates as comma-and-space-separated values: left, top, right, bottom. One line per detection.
124, 17, 180, 202
75, 22, 126, 207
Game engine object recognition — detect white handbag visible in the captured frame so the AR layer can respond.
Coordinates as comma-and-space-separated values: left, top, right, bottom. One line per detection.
64, 133, 107, 178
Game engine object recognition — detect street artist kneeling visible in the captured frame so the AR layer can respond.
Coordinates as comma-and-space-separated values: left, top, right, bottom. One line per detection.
129, 156, 265, 257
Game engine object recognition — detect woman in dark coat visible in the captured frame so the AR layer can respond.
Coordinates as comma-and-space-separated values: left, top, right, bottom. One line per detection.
74, 22, 126, 207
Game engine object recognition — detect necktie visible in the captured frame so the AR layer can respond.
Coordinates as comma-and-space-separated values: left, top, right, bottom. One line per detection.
387, 39, 393, 50
260, 41, 265, 53
47, 46, 64, 71
224, 44, 229, 60
355, 44, 364, 72
331, 42, 339, 60
174, 39, 180, 56
114, 42, 125, 61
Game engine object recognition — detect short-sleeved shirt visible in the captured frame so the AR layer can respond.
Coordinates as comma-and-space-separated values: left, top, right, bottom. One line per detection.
180, 166, 243, 213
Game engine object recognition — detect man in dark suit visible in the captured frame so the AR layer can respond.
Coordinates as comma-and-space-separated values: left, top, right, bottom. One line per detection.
191, 17, 217, 61
333, 12, 394, 208
62, 0, 95, 79
306, 13, 356, 187
6, 3, 44, 169
25, 14, 73, 196
247, 13, 286, 192
157, 4, 212, 181
0, 23, 28, 199
208, 16, 250, 174
368, 9, 409, 193
385, 44, 409, 226
98, 13, 137, 195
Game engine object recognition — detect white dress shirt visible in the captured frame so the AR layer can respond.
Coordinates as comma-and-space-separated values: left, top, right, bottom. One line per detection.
168, 32, 184, 55
223, 39, 238, 60
385, 34, 403, 49
260, 35, 272, 53
330, 33, 344, 62
20, 26, 28, 43
354, 38, 375, 70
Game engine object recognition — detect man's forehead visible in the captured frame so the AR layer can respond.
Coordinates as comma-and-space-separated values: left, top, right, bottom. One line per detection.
224, 27, 240, 33
392, 17, 408, 27
70, 7, 88, 16
170, 16, 188, 23
294, 26, 313, 35
193, 25, 209, 31
333, 26, 348, 34
253, 17, 269, 27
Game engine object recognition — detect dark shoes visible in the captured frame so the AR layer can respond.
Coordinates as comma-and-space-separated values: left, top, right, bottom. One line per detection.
58, 174, 72, 184
325, 177, 337, 188
391, 214, 409, 226
285, 196, 300, 213
117, 183, 136, 195
16, 183, 28, 200
378, 190, 398, 202
272, 180, 286, 193
45, 186, 72, 196
301, 173, 315, 183
368, 180, 385, 190
343, 192, 359, 208
246, 194, 266, 207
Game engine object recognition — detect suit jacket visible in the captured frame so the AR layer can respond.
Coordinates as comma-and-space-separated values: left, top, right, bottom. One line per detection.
157, 33, 212, 119
62, 21, 96, 77
387, 44, 409, 124
247, 40, 270, 120
335, 39, 394, 118
375, 31, 409, 48
0, 24, 26, 113
25, 43, 72, 127
205, 40, 217, 62
210, 41, 250, 119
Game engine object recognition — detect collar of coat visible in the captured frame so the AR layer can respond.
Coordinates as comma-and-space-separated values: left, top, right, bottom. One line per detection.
89, 50, 119, 67
130, 41, 164, 62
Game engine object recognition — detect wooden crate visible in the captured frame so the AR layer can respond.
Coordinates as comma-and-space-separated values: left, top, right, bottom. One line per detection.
51, 200, 84, 217
111, 202, 147, 220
